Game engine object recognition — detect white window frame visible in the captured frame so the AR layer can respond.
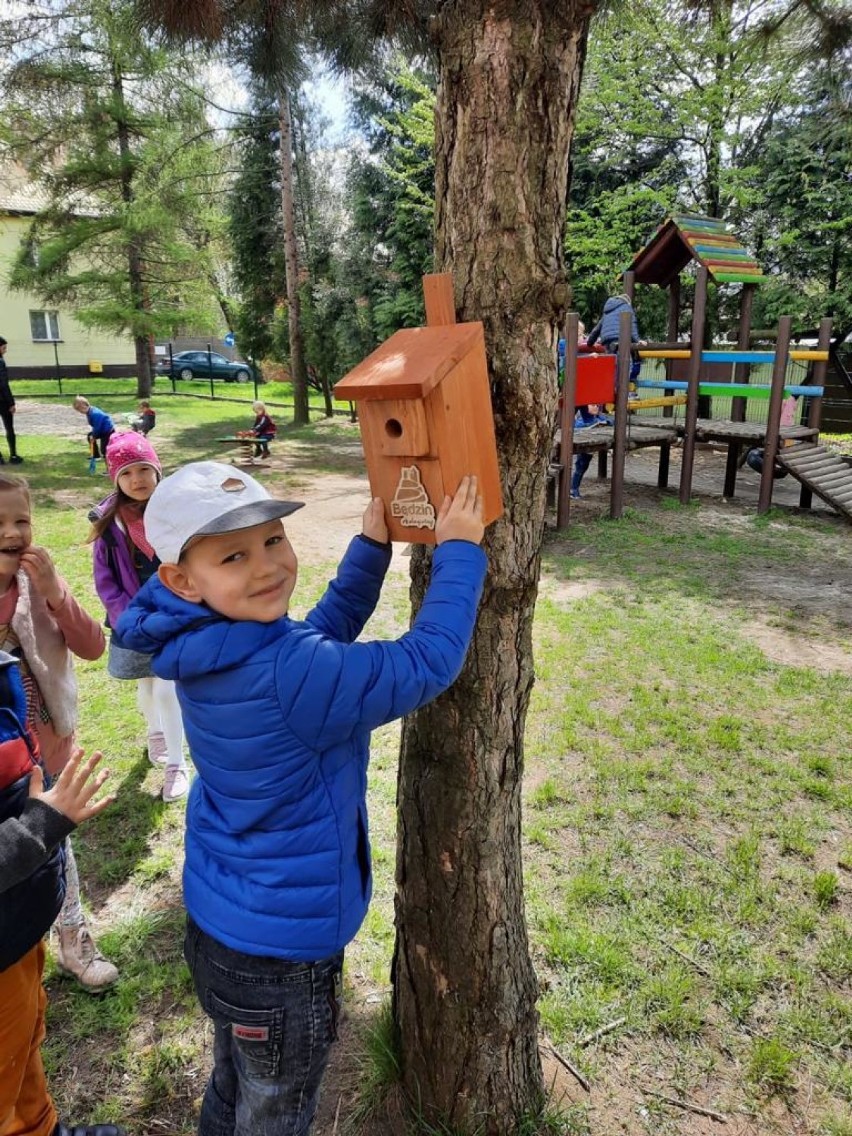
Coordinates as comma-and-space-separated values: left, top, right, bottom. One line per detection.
29, 310, 61, 342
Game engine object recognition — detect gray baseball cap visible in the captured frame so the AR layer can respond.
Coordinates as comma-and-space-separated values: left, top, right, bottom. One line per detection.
144, 461, 303, 564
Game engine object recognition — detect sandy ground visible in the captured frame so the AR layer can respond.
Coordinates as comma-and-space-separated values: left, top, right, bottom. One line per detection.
557, 441, 852, 676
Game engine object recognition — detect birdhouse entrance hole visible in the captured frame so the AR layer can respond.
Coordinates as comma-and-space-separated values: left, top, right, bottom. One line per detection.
385, 418, 403, 438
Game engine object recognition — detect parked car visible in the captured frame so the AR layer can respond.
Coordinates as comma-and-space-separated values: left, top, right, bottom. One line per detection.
158, 350, 254, 383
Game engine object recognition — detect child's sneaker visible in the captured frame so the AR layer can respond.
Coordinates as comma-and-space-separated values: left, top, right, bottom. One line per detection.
163, 766, 189, 802
56, 924, 119, 992
146, 731, 167, 766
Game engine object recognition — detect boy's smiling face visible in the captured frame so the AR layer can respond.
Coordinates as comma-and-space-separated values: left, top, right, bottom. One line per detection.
160, 518, 298, 623
0, 488, 32, 588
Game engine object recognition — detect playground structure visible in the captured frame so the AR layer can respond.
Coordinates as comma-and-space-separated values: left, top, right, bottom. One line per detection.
551, 214, 847, 527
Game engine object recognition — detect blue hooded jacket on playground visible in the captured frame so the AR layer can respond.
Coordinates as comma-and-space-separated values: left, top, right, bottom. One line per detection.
86, 405, 114, 438
117, 535, 487, 962
586, 295, 640, 349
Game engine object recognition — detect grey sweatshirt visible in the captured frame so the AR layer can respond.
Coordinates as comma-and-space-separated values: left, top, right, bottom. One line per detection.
0, 799, 74, 894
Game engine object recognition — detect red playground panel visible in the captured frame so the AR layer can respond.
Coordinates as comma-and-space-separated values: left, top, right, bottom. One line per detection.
576, 353, 616, 405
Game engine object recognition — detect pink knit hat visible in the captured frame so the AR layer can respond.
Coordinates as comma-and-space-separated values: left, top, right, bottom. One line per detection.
105, 431, 162, 483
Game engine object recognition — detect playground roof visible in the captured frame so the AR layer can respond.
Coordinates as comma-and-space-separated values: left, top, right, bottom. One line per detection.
629, 213, 766, 287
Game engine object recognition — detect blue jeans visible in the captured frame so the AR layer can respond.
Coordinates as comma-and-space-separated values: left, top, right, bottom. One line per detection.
572, 451, 592, 495
184, 918, 343, 1136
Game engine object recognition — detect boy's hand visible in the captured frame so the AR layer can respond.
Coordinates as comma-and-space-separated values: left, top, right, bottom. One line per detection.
20, 546, 65, 610
436, 476, 485, 546
30, 748, 116, 825
362, 497, 389, 544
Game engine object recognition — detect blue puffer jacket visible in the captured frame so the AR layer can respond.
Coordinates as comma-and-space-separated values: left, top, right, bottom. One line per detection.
586, 295, 640, 348
86, 406, 114, 439
117, 535, 487, 962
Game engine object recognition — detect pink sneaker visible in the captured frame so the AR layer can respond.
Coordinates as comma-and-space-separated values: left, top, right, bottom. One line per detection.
162, 766, 189, 803
147, 732, 167, 766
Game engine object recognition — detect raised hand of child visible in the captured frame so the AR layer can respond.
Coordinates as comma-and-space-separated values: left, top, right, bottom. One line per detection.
29, 748, 116, 825
362, 497, 389, 545
20, 546, 65, 610
435, 476, 485, 546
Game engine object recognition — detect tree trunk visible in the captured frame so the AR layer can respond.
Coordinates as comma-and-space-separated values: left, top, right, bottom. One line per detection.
113, 61, 154, 399
133, 334, 153, 400
278, 92, 310, 426
704, 0, 733, 218
393, 5, 593, 1132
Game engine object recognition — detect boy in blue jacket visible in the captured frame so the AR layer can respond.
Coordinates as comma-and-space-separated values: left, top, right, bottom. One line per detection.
72, 397, 115, 463
117, 461, 487, 1136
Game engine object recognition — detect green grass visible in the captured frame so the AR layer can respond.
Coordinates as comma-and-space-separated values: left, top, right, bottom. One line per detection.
523, 508, 851, 1131
12, 373, 351, 417
16, 395, 852, 1134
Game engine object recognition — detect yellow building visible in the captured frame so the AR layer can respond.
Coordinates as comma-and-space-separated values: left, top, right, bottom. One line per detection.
0, 169, 136, 379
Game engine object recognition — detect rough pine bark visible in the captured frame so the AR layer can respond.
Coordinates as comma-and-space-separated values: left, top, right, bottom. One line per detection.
393, 4, 594, 1132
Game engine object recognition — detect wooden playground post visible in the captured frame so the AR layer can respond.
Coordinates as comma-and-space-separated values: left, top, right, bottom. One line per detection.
723, 283, 756, 498
679, 266, 709, 504
731, 284, 755, 424
662, 276, 681, 422
758, 315, 792, 515
658, 276, 681, 487
799, 316, 833, 510
623, 270, 635, 303
610, 311, 632, 519
557, 314, 580, 529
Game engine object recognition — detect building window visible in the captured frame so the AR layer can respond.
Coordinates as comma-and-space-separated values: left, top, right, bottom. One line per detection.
30, 310, 61, 342
22, 238, 40, 268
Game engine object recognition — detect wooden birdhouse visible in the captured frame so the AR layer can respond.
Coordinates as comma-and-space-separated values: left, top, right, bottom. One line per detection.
333, 320, 503, 544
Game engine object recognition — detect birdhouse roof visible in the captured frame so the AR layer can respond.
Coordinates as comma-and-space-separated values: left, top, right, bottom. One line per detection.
628, 214, 766, 286
334, 323, 484, 401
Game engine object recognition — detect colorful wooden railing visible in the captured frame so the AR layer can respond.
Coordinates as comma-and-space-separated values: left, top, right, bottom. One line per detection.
635, 379, 824, 400
638, 349, 829, 363
627, 395, 688, 411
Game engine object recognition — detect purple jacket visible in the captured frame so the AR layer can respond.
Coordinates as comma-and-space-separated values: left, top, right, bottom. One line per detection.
90, 497, 143, 629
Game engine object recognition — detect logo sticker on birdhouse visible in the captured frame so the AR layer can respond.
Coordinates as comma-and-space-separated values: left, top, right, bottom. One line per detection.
391, 465, 436, 530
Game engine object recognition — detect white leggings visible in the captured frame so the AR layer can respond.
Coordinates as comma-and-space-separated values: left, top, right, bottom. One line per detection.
58, 838, 83, 928
136, 676, 187, 770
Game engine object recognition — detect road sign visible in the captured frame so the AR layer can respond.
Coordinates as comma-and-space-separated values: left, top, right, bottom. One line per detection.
224, 332, 236, 347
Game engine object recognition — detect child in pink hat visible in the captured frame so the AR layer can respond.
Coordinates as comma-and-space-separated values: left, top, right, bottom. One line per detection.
88, 433, 189, 803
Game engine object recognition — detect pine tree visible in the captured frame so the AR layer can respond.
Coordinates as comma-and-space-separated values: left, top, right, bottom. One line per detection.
0, 0, 225, 397
345, 61, 436, 338
228, 103, 288, 369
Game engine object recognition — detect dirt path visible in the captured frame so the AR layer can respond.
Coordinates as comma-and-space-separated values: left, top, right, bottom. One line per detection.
554, 441, 852, 674
277, 468, 413, 581
12, 399, 85, 437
